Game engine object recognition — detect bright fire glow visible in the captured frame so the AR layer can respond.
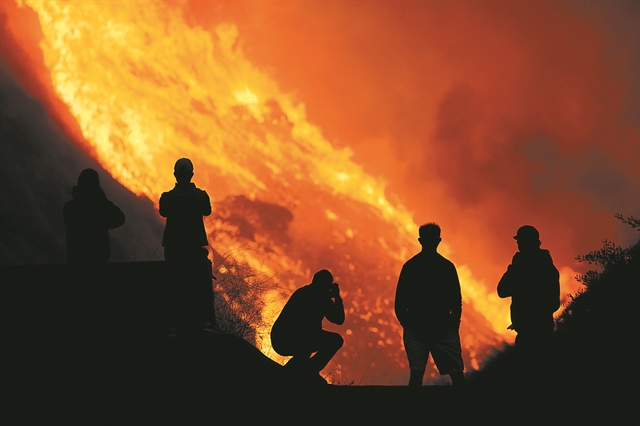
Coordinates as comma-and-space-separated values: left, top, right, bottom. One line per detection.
11, 0, 523, 382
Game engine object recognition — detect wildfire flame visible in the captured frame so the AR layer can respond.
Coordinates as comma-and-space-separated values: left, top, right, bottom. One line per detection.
4, 0, 587, 383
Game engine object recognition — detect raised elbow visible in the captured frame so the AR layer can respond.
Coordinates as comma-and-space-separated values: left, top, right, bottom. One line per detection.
497, 286, 510, 298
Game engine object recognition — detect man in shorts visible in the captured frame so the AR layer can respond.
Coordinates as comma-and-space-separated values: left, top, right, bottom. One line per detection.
395, 223, 466, 386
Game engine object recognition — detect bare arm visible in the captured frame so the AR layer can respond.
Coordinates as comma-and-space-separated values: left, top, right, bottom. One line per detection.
200, 190, 212, 216
159, 193, 170, 218
394, 266, 410, 326
545, 264, 561, 312
325, 292, 345, 325
450, 265, 462, 323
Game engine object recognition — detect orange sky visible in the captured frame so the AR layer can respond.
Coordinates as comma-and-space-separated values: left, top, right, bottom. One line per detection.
177, 1, 639, 283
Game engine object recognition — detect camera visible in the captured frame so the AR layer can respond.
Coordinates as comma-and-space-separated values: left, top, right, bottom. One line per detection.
329, 283, 340, 297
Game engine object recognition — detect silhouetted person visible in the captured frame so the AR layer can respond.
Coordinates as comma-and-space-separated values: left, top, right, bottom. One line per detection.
160, 158, 214, 335
63, 168, 125, 264
271, 269, 345, 385
395, 223, 466, 387
498, 225, 560, 375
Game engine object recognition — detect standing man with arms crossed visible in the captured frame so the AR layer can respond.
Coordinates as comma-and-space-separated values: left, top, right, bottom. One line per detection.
160, 158, 214, 335
395, 223, 466, 387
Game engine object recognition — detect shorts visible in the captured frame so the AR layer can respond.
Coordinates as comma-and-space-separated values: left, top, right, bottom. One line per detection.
403, 328, 464, 375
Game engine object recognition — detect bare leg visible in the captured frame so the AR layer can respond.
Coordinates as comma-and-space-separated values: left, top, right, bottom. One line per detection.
409, 369, 424, 387
449, 370, 468, 387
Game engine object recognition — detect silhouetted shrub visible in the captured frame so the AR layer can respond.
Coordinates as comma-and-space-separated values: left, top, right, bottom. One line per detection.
556, 215, 639, 338
470, 215, 639, 392
549, 214, 639, 397
211, 248, 278, 346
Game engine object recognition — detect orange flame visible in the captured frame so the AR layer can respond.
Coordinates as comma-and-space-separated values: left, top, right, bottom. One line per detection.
12, 0, 520, 382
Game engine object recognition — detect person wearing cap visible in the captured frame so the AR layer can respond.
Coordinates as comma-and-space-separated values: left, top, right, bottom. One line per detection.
159, 158, 213, 334
498, 225, 560, 354
395, 223, 467, 387
63, 168, 126, 264
270, 269, 345, 385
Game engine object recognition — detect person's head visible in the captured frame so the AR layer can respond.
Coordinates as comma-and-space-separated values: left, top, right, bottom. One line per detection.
418, 222, 442, 252
513, 225, 541, 253
173, 158, 194, 183
77, 168, 100, 189
312, 269, 334, 288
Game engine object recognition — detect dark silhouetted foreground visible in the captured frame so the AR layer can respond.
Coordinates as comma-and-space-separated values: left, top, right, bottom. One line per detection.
160, 158, 215, 335
271, 269, 345, 386
395, 223, 466, 387
498, 225, 560, 385
63, 168, 125, 264
2, 217, 638, 425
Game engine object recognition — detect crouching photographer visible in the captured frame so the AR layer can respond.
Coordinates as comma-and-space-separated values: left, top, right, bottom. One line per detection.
270, 269, 345, 385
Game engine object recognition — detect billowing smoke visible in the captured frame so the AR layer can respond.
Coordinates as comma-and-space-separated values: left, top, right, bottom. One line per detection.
182, 1, 639, 284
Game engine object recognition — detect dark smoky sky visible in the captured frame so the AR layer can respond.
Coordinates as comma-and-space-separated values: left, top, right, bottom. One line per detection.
1, 0, 638, 287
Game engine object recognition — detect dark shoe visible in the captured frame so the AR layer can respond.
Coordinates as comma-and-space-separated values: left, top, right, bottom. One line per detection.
310, 372, 329, 386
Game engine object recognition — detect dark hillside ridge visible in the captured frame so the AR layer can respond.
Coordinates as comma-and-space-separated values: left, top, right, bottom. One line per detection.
2, 262, 172, 339
0, 262, 290, 424
1, 262, 637, 425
